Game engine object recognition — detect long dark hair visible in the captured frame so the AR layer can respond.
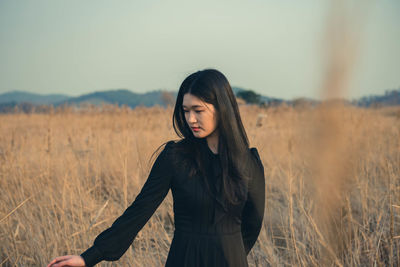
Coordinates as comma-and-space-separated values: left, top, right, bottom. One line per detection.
171, 69, 254, 210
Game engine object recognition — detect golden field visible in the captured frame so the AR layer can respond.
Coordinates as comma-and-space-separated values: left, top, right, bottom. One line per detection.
0, 104, 399, 266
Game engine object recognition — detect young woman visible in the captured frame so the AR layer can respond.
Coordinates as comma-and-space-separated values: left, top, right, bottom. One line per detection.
47, 69, 265, 267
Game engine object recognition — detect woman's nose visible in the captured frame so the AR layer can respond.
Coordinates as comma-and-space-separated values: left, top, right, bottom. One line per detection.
188, 111, 197, 123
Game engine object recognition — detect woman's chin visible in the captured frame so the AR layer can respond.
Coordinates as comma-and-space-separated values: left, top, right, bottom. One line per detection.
192, 132, 205, 138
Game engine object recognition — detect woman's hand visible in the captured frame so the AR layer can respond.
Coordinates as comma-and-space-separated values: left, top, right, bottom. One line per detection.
47, 255, 86, 267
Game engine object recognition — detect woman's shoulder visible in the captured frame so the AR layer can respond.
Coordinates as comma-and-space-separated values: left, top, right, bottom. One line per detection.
248, 147, 264, 171
165, 140, 176, 148
164, 139, 184, 149
164, 138, 192, 150
160, 139, 187, 156
151, 140, 177, 160
249, 147, 260, 160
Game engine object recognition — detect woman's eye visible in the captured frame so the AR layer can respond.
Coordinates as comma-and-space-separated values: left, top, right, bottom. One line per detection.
183, 110, 202, 113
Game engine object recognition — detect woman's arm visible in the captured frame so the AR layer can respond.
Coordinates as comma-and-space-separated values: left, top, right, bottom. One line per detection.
80, 141, 175, 267
241, 147, 265, 255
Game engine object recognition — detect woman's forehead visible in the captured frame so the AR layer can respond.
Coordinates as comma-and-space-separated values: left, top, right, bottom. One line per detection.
182, 94, 206, 107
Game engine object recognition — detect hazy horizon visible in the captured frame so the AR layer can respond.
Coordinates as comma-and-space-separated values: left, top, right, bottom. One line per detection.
1, 86, 398, 102
1, 0, 399, 100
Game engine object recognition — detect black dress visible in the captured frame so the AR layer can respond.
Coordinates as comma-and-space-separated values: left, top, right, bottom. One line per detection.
80, 138, 265, 267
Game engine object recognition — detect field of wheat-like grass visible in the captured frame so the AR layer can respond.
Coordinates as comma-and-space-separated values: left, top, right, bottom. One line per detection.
0, 104, 399, 266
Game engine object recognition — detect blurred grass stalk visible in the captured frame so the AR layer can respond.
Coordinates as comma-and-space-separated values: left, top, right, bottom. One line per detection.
308, 0, 393, 266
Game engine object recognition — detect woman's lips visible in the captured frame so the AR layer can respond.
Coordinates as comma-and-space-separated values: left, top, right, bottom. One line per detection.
191, 127, 200, 132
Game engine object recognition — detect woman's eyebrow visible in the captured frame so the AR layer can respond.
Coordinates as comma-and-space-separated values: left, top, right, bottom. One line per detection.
182, 105, 204, 108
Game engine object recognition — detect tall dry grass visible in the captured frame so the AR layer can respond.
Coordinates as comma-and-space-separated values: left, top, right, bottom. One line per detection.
0, 104, 399, 266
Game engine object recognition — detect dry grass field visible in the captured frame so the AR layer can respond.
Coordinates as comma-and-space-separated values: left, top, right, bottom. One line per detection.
0, 104, 399, 266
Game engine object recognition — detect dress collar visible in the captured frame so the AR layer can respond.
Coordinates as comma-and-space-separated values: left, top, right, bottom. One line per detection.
200, 138, 219, 157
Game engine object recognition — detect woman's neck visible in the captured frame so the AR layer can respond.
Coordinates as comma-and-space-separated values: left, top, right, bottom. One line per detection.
206, 130, 219, 154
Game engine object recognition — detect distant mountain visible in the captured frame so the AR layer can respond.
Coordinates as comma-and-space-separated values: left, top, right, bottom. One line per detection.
58, 89, 177, 108
0, 87, 398, 113
0, 90, 69, 104
0, 89, 178, 110
232, 86, 245, 95
233, 86, 285, 105
353, 89, 400, 107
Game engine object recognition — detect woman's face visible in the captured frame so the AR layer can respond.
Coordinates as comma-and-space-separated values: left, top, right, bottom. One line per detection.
182, 93, 218, 139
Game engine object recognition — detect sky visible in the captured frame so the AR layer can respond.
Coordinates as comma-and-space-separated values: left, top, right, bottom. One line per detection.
0, 0, 399, 100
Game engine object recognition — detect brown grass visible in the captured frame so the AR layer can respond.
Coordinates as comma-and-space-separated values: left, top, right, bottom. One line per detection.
0, 104, 399, 266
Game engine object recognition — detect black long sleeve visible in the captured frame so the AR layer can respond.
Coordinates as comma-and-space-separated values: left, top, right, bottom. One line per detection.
241, 148, 265, 255
80, 141, 175, 267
